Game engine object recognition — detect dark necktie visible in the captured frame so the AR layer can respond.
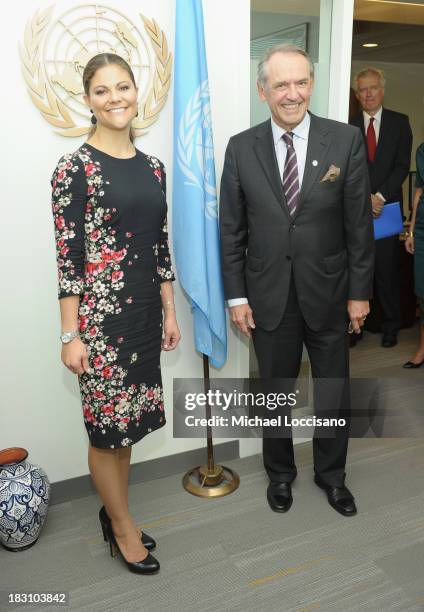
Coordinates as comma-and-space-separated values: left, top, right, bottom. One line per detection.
366, 117, 377, 163
282, 132, 299, 216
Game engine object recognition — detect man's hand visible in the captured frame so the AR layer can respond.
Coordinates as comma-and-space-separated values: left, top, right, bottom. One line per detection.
371, 193, 384, 218
347, 300, 370, 334
229, 303, 256, 338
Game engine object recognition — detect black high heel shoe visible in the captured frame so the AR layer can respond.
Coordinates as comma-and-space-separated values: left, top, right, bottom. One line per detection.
105, 519, 160, 575
402, 360, 424, 369
99, 506, 156, 551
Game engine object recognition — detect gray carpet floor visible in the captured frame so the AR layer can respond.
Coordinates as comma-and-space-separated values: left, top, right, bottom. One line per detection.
1, 327, 423, 612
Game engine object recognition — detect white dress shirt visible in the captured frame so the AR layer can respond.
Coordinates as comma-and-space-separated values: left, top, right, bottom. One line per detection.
362, 106, 385, 201
272, 111, 310, 188
228, 113, 311, 308
363, 106, 382, 143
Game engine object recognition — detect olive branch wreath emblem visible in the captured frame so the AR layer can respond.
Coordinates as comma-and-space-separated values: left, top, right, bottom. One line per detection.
19, 6, 172, 137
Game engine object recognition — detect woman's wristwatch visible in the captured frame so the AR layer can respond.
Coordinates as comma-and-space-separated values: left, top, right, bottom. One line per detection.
60, 330, 79, 344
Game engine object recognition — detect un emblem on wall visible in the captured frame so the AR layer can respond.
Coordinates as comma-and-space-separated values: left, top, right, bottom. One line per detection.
20, 4, 172, 137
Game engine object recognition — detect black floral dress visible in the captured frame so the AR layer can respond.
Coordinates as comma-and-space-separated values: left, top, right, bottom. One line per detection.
51, 144, 174, 448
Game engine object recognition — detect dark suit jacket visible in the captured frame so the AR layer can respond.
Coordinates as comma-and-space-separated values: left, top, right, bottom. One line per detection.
350, 108, 412, 204
219, 113, 374, 332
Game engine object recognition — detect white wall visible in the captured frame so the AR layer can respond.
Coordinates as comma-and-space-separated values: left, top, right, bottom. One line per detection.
1, 0, 250, 483
328, 0, 354, 122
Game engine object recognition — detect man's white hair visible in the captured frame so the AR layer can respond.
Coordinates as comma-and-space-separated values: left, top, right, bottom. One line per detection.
353, 67, 386, 91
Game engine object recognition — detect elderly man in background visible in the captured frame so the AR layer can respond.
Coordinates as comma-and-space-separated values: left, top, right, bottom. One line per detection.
351, 67, 412, 348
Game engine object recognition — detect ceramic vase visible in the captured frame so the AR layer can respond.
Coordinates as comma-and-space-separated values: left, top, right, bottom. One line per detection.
0, 448, 50, 551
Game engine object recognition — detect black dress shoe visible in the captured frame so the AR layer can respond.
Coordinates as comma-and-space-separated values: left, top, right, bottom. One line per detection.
99, 506, 156, 551
105, 520, 160, 575
266, 482, 293, 513
314, 477, 357, 516
403, 360, 424, 369
382, 334, 397, 348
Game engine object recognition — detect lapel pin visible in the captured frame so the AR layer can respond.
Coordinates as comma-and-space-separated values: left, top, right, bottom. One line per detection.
312, 160, 318, 166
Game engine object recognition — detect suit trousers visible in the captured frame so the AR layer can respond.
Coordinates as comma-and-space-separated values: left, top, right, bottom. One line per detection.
373, 235, 401, 335
252, 274, 351, 488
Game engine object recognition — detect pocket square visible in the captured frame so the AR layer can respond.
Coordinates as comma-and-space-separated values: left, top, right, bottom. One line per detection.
320, 164, 340, 183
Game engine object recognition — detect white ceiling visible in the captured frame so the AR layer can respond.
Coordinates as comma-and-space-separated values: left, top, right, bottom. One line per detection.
251, 0, 424, 24
352, 20, 424, 61
355, 0, 424, 25
251, 0, 424, 63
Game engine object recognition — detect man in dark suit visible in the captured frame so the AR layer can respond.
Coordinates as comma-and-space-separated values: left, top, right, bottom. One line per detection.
351, 67, 412, 348
220, 44, 374, 516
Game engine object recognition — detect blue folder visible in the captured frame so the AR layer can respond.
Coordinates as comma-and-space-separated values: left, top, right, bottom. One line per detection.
373, 201, 403, 240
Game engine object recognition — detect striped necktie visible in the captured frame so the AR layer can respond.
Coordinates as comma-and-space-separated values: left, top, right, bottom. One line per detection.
282, 132, 299, 215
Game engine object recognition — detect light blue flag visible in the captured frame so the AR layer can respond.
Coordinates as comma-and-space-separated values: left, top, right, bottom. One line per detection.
173, 0, 227, 368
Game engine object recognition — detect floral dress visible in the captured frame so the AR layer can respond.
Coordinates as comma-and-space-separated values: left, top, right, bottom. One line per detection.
51, 144, 174, 448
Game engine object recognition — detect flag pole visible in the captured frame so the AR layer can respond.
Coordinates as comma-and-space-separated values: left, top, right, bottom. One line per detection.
182, 354, 240, 498
203, 354, 215, 473
174, 0, 238, 497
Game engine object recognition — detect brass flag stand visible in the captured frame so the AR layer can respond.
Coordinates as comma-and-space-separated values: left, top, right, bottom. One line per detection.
182, 355, 240, 498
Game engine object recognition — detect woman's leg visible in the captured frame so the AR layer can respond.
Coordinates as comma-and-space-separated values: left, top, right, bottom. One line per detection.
407, 298, 424, 364
117, 447, 131, 509
409, 323, 424, 363
88, 445, 147, 562
117, 447, 144, 535
116, 447, 143, 537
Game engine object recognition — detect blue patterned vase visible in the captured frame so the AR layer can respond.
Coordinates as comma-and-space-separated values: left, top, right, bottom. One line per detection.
0, 448, 50, 551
